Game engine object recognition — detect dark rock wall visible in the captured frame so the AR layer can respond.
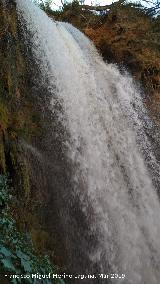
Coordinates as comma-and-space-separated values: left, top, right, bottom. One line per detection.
0, 0, 67, 269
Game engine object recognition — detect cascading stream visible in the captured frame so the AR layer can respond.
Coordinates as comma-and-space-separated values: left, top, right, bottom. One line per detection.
16, 1, 160, 283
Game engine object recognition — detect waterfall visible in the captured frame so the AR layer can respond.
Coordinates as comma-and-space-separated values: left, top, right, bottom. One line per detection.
16, 1, 160, 283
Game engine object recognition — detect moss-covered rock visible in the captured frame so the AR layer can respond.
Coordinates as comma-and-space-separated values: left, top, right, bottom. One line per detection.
0, 0, 64, 276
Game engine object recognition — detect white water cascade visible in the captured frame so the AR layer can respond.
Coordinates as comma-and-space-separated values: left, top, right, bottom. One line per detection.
16, 1, 160, 283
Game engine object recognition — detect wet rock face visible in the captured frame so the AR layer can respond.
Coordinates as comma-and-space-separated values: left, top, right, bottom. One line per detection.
0, 0, 67, 268
0, 0, 89, 272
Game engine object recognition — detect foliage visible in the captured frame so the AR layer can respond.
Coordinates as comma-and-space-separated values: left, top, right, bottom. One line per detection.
34, 0, 54, 14
63, 0, 80, 10
0, 175, 64, 284
141, 0, 160, 16
34, 0, 160, 16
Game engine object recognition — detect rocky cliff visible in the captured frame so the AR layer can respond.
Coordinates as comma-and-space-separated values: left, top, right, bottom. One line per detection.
0, 1, 66, 280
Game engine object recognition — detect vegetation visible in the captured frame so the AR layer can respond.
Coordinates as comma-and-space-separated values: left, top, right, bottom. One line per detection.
34, 0, 54, 14
35, 0, 160, 16
0, 175, 64, 283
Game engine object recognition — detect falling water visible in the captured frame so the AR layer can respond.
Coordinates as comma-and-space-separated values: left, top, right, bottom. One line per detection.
16, 1, 160, 283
